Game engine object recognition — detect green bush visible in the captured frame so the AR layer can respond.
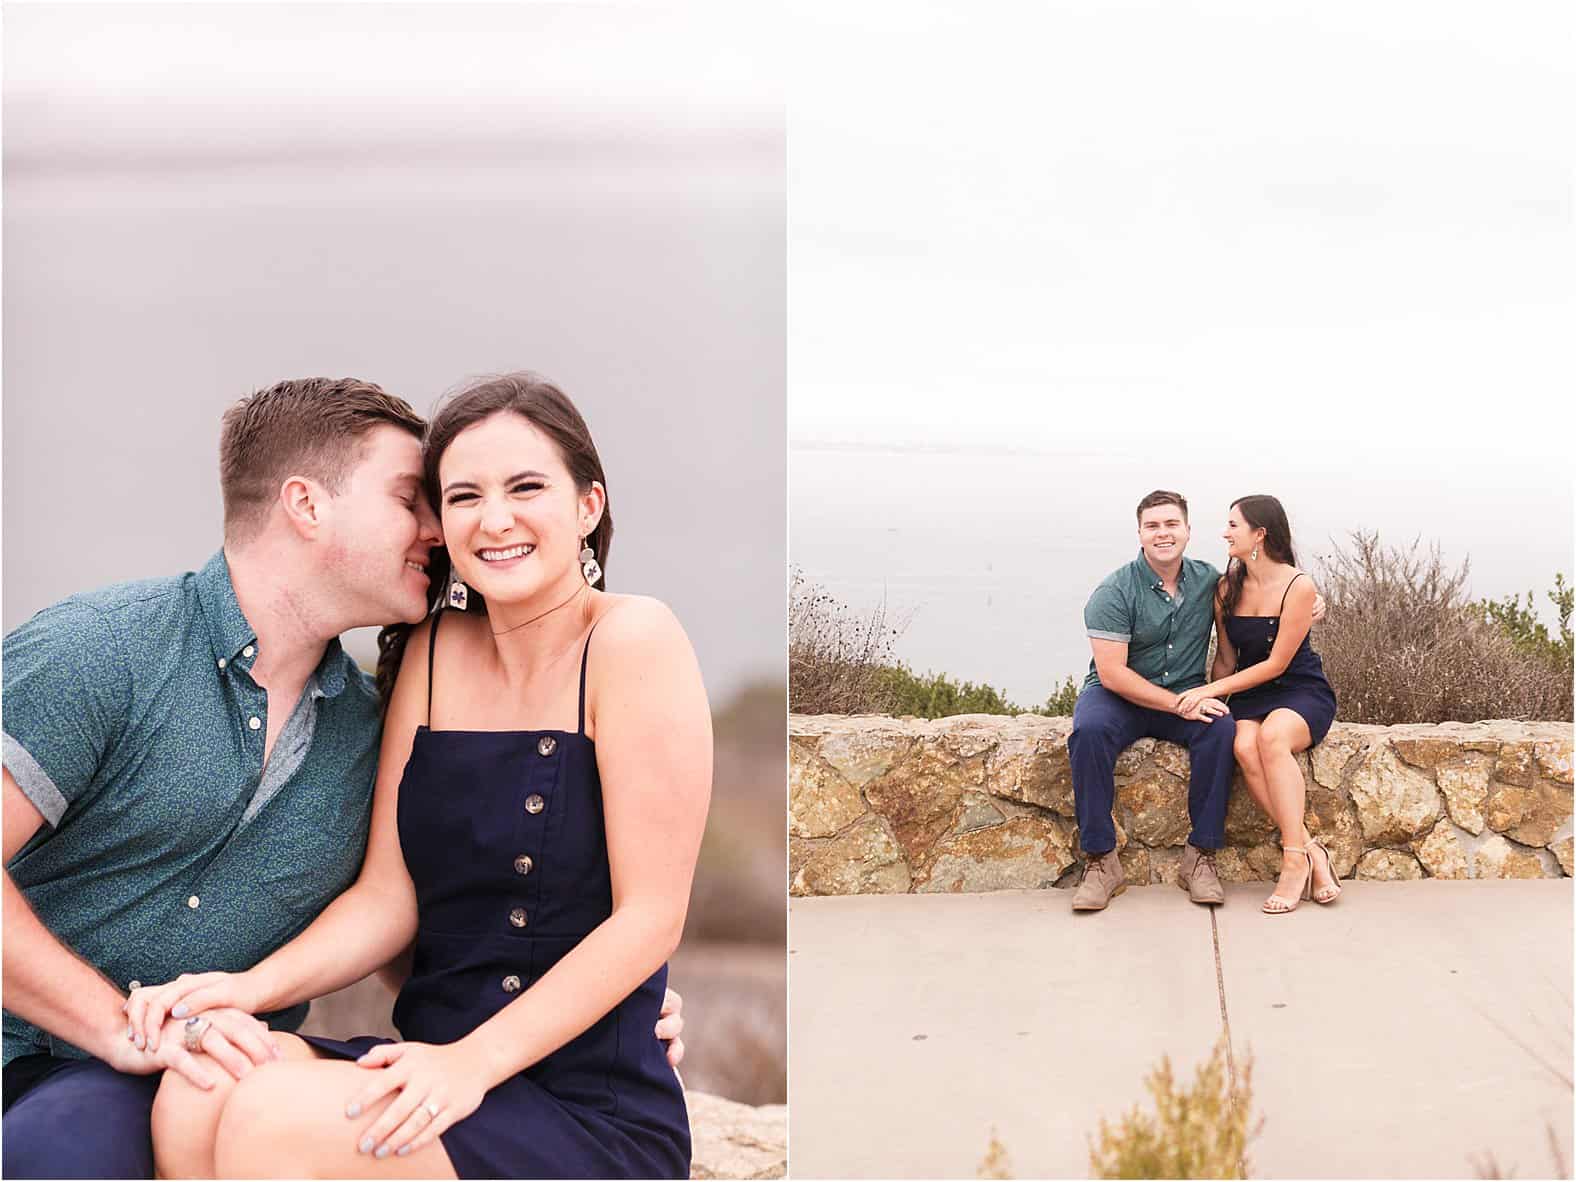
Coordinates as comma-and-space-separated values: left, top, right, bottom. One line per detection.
1471, 572, 1573, 670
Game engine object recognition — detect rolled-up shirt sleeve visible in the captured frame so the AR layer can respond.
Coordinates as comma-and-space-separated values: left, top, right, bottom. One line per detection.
2, 603, 129, 827
1084, 582, 1133, 644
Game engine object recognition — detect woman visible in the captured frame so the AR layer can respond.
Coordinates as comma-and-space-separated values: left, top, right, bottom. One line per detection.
1175, 494, 1340, 915
129, 374, 711, 1177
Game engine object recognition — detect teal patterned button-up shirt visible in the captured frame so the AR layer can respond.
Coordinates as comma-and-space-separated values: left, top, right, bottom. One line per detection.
2, 551, 380, 1066
1081, 551, 1223, 694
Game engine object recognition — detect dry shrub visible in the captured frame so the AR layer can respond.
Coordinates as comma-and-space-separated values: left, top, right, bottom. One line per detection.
1314, 532, 1573, 724
1089, 1035, 1258, 1180
789, 567, 906, 715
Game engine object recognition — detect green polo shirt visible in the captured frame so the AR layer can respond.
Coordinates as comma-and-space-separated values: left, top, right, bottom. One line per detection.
1081, 551, 1222, 694
1, 551, 379, 1066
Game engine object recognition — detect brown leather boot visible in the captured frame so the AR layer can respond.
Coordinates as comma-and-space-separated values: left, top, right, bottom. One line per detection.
1072, 850, 1126, 911
1178, 843, 1224, 905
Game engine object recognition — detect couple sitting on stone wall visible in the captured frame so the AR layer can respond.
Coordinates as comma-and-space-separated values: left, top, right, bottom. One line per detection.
1070, 490, 1342, 915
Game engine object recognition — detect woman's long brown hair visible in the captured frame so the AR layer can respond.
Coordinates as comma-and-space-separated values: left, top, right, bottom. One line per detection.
1219, 494, 1297, 618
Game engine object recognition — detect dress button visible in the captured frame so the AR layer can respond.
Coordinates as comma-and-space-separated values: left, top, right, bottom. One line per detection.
187, 895, 200, 909
514, 854, 534, 876
509, 908, 528, 928
524, 794, 545, 815
248, 716, 262, 730
537, 736, 557, 757
242, 645, 255, 659
128, 980, 142, 991
501, 975, 522, 994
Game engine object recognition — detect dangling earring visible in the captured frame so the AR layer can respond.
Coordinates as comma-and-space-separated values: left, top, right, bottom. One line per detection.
1249, 544, 1259, 562
579, 538, 603, 587
446, 570, 469, 611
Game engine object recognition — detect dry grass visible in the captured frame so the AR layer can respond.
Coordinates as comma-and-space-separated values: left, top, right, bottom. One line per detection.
1314, 533, 1573, 724
1088, 1036, 1259, 1180
789, 567, 907, 715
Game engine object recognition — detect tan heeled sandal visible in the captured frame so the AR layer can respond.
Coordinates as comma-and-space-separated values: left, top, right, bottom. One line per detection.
1262, 845, 1312, 914
1307, 835, 1343, 904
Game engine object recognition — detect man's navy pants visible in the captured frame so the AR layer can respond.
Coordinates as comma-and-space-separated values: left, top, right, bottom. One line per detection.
2, 1055, 160, 1179
1068, 683, 1235, 855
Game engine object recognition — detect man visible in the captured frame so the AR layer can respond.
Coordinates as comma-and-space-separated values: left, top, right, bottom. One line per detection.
1067, 490, 1323, 912
1, 378, 683, 1178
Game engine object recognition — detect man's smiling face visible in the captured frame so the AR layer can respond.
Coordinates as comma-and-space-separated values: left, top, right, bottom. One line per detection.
1137, 501, 1190, 569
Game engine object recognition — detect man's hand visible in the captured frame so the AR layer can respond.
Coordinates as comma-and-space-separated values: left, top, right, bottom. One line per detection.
1311, 592, 1327, 624
103, 1006, 280, 1091
656, 986, 684, 1069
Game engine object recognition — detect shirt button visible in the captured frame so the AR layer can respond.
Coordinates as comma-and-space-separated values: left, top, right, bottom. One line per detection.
537, 736, 557, 757
248, 716, 262, 730
509, 908, 528, 928
187, 895, 201, 909
514, 855, 534, 876
501, 975, 522, 994
217, 658, 227, 670
242, 645, 255, 659
1168, 644, 1173, 649
524, 794, 545, 815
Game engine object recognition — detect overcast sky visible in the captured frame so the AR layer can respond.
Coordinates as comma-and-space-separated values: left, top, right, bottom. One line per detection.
787, 3, 1573, 704
4, 4, 784, 704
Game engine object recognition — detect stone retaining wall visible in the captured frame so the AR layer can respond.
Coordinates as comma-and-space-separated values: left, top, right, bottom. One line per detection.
789, 715, 1573, 895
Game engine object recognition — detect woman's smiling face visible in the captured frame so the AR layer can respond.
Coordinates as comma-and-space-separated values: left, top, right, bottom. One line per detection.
437, 411, 603, 607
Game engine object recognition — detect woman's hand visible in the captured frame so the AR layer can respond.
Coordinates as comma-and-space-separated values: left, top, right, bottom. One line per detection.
1175, 685, 1222, 717
657, 986, 685, 1068
346, 1041, 487, 1159
125, 970, 266, 1052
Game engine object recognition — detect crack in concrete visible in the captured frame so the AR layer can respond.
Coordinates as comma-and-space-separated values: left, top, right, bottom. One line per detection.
1210, 907, 1248, 1179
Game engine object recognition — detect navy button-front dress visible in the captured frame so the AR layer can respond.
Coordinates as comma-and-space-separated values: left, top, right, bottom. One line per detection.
1223, 572, 1338, 745
301, 616, 690, 1179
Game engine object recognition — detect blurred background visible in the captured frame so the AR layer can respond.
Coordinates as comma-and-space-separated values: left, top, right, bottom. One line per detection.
4, 3, 784, 1104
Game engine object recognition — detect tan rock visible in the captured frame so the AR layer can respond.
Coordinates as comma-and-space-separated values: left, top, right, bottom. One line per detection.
1431, 753, 1493, 836
1473, 834, 1548, 880
1115, 765, 1190, 848
918, 814, 1076, 893
788, 753, 866, 839
1483, 780, 1571, 847
1347, 743, 1443, 845
790, 816, 911, 896
1148, 847, 1182, 886
1412, 821, 1470, 879
1114, 739, 1155, 778
1152, 740, 1191, 780
686, 1091, 787, 1180
1310, 728, 1367, 789
952, 792, 1006, 835
816, 725, 909, 789
1305, 784, 1363, 878
865, 743, 970, 864
1118, 845, 1151, 886
1493, 740, 1537, 787
1535, 736, 1574, 786
985, 727, 1074, 815
1355, 849, 1425, 881
932, 715, 1006, 763
1217, 843, 1284, 882
1391, 733, 1462, 771
1224, 782, 1277, 846
1555, 837, 1573, 876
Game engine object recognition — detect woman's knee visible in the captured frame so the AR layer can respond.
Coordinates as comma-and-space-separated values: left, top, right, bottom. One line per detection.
151, 1064, 235, 1178
1256, 726, 1295, 759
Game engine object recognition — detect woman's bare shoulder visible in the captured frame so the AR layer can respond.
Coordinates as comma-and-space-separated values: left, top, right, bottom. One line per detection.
589, 593, 687, 651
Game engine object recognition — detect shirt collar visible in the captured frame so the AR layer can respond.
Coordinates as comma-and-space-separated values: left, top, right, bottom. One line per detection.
1134, 549, 1188, 591
195, 549, 351, 699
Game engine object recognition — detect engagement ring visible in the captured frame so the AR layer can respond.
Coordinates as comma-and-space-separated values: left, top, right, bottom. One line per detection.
182, 1016, 212, 1053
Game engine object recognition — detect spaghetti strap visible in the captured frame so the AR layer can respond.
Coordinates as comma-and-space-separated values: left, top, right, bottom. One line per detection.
577, 622, 599, 737
426, 609, 443, 727
1277, 572, 1305, 617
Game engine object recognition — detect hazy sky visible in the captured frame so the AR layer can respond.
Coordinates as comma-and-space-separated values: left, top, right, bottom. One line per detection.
4, 4, 784, 704
787, 3, 1573, 704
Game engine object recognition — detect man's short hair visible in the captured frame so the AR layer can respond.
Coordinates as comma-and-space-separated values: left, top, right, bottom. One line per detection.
1135, 489, 1189, 523
219, 377, 426, 542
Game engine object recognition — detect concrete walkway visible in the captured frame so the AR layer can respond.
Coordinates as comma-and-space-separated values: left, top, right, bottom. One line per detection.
789, 881, 1573, 1179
